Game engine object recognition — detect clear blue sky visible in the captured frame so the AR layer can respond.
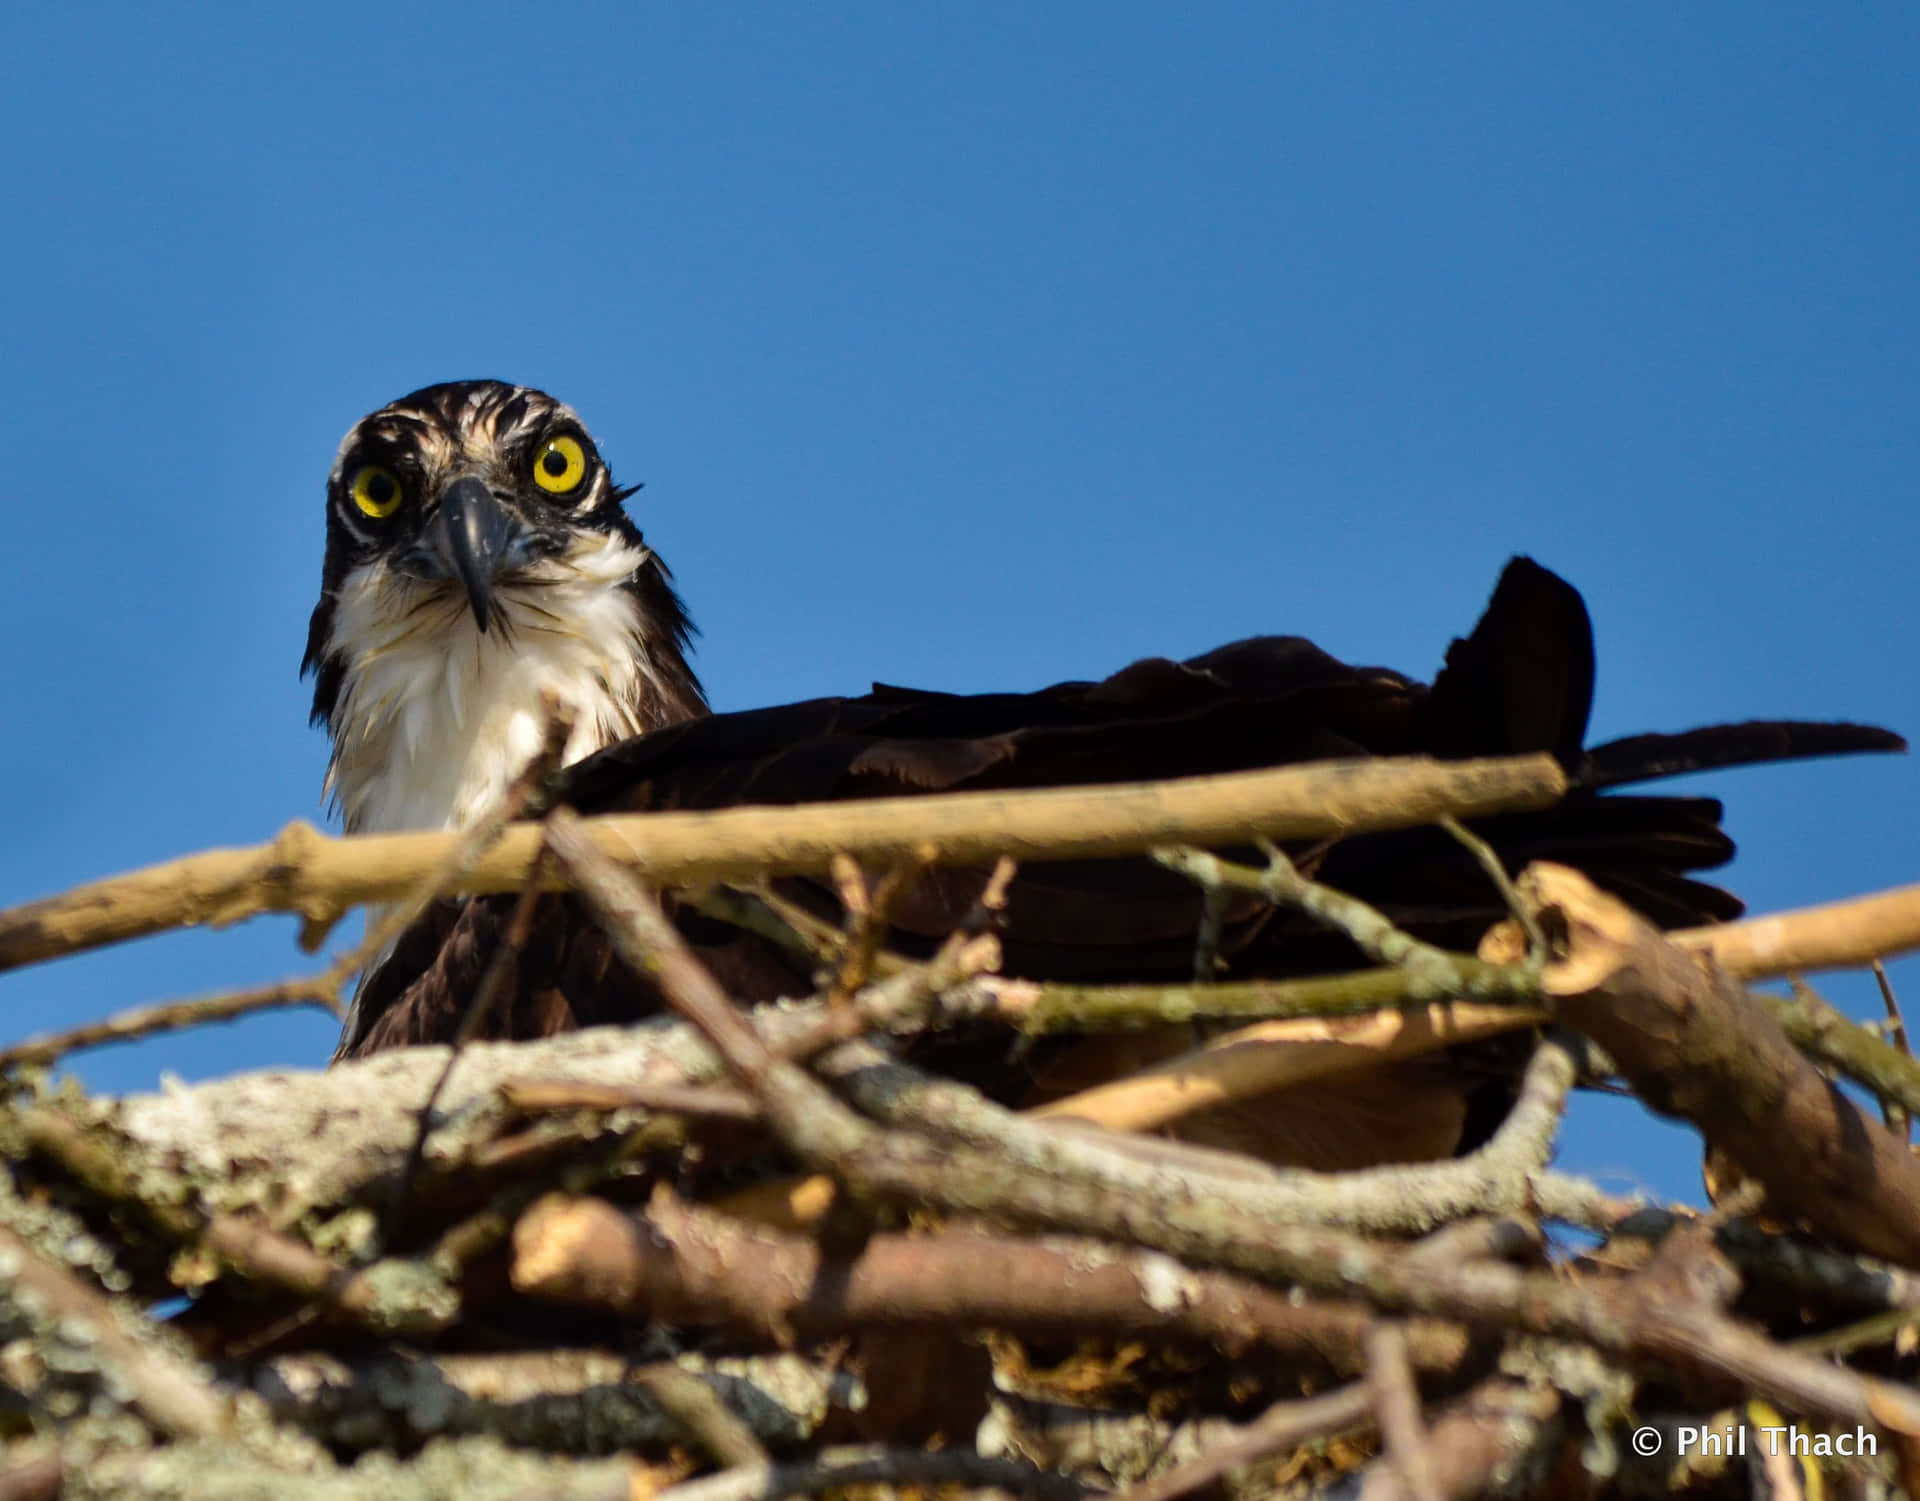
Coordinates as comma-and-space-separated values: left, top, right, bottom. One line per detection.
1, 5, 1914, 1206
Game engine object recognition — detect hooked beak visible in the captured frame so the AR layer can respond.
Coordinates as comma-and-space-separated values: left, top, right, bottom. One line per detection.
428, 475, 523, 632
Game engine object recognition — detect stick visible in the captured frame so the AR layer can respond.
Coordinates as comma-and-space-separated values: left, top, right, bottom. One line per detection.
1110, 1384, 1374, 1501
1671, 879, 1920, 978
651, 1444, 1091, 1501
1499, 862, 1920, 1266
0, 753, 1567, 971
512, 1193, 1475, 1381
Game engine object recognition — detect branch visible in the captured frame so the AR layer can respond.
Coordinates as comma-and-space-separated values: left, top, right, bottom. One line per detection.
1351, 1378, 1563, 1501
0, 713, 579, 1072
37, 1437, 641, 1501
1107, 1383, 1374, 1501
652, 1444, 1092, 1501
1759, 979, 1920, 1121
239, 1348, 851, 1456
634, 1364, 770, 1469
18, 1107, 458, 1337
0, 984, 336, 1072
805, 1030, 1572, 1236
1155, 842, 1489, 991
995, 962, 1541, 1035
511, 1192, 1476, 1382
0, 752, 1566, 971
1495, 863, 1920, 1266
1024, 1000, 1544, 1136
1671, 878, 1920, 978
0, 1221, 230, 1441
537, 812, 1920, 1436
1366, 1323, 1442, 1501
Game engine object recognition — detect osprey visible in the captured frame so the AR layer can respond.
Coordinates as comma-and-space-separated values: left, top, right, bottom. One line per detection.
307, 380, 1902, 1162
305, 381, 706, 838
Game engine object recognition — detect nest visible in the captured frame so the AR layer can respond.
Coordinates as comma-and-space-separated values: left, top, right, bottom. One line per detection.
0, 756, 1917, 1499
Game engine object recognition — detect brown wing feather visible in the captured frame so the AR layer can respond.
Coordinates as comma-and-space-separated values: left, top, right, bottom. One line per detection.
339, 558, 1905, 1117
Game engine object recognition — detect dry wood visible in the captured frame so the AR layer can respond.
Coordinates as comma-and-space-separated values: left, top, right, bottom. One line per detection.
0, 1455, 62, 1501
241, 1349, 856, 1456
1671, 878, 1920, 978
1366, 1322, 1442, 1501
1498, 862, 1920, 1266
1028, 1000, 1545, 1134
0, 1222, 229, 1441
5, 747, 1918, 1498
529, 818, 1920, 1439
1108, 1383, 1376, 1501
651, 1443, 1092, 1501
724, 1005, 1552, 1233
1352, 1378, 1563, 1501
511, 1192, 1475, 1380
0, 752, 1566, 972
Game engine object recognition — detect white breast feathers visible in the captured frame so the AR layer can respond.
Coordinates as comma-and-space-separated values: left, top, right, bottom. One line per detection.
321, 533, 664, 833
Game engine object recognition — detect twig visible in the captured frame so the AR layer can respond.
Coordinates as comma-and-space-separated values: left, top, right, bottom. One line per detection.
1759, 978, 1920, 1121
1192, 883, 1228, 982
1367, 1322, 1441, 1501
824, 849, 933, 1009
0, 983, 338, 1073
18, 708, 576, 1082
651, 1443, 1092, 1501
1788, 1305, 1920, 1359
389, 844, 552, 1236
239, 1348, 856, 1456
500, 1078, 762, 1122
1352, 1377, 1563, 1501
681, 882, 859, 976
0, 758, 581, 1069
1437, 814, 1547, 964
1155, 843, 1485, 994
1608, 1211, 1920, 1315
997, 961, 1542, 1035
1403, 1215, 1544, 1269
1107, 1383, 1374, 1501
633, 1363, 770, 1469
539, 809, 868, 1165
1022, 999, 1544, 1137
911, 1026, 1577, 1233
727, 1025, 1567, 1238
1878, 959, 1912, 1139
19, 1107, 457, 1338
0, 753, 1569, 971
0, 1221, 229, 1440
57, 1437, 640, 1500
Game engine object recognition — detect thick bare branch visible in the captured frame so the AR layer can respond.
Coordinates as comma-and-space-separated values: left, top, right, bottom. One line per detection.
512, 1192, 1476, 1381
1496, 863, 1920, 1266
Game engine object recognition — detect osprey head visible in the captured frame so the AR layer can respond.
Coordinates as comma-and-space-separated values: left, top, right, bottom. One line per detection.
302, 381, 707, 834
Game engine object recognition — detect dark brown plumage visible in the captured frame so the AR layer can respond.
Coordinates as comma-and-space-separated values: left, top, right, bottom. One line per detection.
337, 554, 1904, 1073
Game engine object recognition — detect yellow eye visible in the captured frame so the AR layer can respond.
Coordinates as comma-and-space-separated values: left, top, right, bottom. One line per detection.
350, 465, 404, 519
532, 434, 588, 495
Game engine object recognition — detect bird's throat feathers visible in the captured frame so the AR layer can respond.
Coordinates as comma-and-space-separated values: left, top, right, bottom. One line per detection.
319, 532, 671, 833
